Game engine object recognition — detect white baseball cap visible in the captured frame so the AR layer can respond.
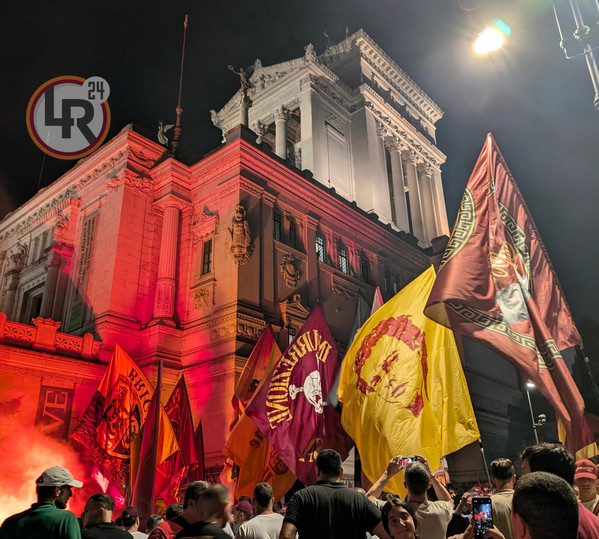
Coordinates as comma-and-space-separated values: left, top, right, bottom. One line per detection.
36, 466, 83, 488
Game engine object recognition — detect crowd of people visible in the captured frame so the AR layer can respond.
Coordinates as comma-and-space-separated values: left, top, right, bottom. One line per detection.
1, 443, 599, 539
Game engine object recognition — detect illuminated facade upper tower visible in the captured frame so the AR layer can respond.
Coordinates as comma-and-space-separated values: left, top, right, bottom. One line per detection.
0, 31, 450, 479
212, 29, 449, 247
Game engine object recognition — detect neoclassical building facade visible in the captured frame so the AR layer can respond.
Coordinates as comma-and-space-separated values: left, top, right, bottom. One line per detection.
0, 30, 459, 479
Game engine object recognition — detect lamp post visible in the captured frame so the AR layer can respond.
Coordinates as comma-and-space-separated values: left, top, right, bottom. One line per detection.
525, 381, 547, 444
552, 0, 599, 110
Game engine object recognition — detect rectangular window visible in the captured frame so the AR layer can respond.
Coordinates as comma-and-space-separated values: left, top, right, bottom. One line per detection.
289, 221, 297, 249
384, 271, 389, 292
288, 327, 296, 345
316, 235, 325, 262
392, 276, 398, 294
339, 247, 348, 274
273, 212, 281, 242
202, 239, 213, 275
360, 256, 369, 282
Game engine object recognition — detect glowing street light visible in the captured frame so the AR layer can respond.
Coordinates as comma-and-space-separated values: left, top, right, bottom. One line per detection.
524, 381, 546, 444
473, 18, 511, 55
474, 28, 505, 54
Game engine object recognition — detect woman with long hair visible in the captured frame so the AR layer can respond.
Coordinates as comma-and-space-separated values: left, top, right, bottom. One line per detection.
382, 497, 419, 539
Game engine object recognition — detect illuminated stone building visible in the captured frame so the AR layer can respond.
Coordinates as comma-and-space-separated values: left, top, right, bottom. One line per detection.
0, 30, 451, 478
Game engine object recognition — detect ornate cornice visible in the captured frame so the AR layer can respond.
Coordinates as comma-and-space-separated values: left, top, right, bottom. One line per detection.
105, 168, 154, 194
364, 89, 445, 166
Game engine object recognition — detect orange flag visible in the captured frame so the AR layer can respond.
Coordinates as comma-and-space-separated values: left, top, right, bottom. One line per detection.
72, 344, 154, 490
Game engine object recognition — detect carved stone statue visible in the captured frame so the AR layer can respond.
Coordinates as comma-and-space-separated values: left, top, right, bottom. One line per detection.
280, 254, 302, 288
226, 205, 253, 265
228, 65, 252, 93
157, 120, 174, 146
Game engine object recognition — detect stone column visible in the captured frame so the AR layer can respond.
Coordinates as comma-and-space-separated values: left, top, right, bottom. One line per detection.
418, 163, 438, 244
431, 168, 450, 237
305, 213, 320, 307
403, 151, 425, 243
274, 106, 290, 159
387, 139, 410, 232
153, 204, 181, 321
39, 248, 62, 318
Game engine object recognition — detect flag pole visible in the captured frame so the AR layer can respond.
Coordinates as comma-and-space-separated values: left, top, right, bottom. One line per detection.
148, 357, 163, 511
478, 439, 492, 487
576, 344, 599, 403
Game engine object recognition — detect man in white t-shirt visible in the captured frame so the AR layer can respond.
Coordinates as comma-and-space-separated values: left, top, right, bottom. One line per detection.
235, 483, 283, 539
405, 458, 453, 539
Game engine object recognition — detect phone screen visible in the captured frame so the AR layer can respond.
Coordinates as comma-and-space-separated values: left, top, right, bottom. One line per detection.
472, 497, 493, 536
399, 456, 417, 467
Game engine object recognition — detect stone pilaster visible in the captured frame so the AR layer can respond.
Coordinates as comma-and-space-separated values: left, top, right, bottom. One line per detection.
261, 190, 277, 312
153, 203, 182, 322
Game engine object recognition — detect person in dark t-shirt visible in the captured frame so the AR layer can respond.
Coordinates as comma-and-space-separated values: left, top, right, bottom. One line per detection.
279, 449, 389, 539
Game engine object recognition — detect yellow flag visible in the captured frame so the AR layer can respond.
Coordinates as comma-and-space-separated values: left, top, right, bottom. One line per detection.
338, 266, 480, 495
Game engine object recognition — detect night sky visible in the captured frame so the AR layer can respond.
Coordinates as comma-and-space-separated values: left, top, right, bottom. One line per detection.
2, 0, 598, 324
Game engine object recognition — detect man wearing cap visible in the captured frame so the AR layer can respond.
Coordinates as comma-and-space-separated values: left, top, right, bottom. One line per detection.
0, 465, 83, 539
575, 459, 599, 515
121, 506, 148, 538
232, 500, 252, 535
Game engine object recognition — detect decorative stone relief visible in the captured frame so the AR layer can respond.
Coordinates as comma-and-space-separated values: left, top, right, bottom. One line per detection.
279, 254, 302, 288
4, 242, 28, 274
194, 288, 210, 309
105, 169, 153, 194
331, 280, 358, 301
52, 213, 69, 244
226, 205, 253, 266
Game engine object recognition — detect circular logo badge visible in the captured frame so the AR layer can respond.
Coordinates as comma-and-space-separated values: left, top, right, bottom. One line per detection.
26, 76, 111, 160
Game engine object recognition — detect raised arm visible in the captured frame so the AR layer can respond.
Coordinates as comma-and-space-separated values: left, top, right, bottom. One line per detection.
366, 455, 403, 501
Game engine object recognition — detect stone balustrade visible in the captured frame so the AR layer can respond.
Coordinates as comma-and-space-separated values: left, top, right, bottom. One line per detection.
0, 312, 100, 358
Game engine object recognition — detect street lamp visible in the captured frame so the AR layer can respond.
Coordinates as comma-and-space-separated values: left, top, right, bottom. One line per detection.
473, 18, 511, 55
552, 0, 599, 110
525, 381, 547, 444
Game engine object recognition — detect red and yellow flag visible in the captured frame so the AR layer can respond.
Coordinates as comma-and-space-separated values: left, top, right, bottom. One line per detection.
72, 344, 154, 490
338, 267, 480, 495
424, 134, 597, 460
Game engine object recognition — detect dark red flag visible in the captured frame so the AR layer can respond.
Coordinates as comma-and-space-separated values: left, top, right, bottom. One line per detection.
190, 421, 205, 481
425, 133, 597, 459
156, 375, 197, 504
246, 305, 352, 484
